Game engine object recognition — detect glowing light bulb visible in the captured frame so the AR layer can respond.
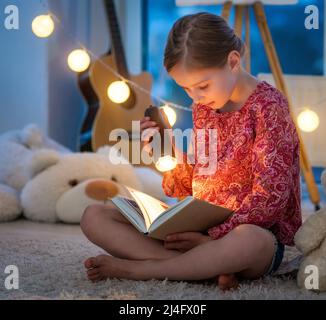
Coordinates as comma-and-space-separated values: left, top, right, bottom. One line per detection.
162, 105, 177, 126
297, 109, 320, 133
31, 15, 54, 38
155, 155, 177, 172
107, 81, 131, 104
67, 49, 91, 73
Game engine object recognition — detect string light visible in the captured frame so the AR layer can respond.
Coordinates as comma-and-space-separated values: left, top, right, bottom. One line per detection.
155, 155, 177, 172
107, 81, 131, 104
67, 49, 91, 73
297, 108, 320, 133
36, 0, 325, 139
37, 0, 192, 113
162, 105, 177, 126
31, 14, 54, 38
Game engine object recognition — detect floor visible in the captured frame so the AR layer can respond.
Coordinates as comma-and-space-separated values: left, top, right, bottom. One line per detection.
0, 198, 325, 300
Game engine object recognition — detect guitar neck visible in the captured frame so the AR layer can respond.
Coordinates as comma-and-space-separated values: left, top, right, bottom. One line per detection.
104, 0, 129, 78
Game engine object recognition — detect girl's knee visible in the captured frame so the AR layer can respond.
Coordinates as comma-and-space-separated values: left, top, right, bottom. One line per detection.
232, 224, 276, 278
80, 204, 108, 234
232, 224, 275, 252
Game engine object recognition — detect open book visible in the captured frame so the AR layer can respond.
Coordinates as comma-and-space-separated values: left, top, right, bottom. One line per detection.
110, 186, 233, 240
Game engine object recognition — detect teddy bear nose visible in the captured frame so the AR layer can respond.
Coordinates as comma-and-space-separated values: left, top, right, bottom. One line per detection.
85, 180, 119, 201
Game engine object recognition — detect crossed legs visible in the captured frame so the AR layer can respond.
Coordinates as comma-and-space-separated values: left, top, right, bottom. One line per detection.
80, 204, 275, 287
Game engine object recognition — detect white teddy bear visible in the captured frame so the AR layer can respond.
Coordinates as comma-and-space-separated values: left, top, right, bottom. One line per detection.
0, 124, 71, 221
20, 146, 167, 223
294, 169, 326, 291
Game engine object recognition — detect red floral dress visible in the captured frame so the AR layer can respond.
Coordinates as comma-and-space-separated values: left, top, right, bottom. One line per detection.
162, 81, 302, 246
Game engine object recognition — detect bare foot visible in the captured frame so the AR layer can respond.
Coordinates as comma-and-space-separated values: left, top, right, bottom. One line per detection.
216, 274, 239, 291
84, 255, 134, 282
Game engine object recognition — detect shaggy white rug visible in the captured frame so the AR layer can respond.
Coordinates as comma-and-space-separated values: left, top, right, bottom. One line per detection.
0, 218, 325, 300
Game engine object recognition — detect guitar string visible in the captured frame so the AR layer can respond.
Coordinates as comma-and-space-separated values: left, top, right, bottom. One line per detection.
38, 0, 192, 113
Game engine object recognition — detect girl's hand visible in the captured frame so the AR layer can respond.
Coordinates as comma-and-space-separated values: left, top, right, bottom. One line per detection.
163, 232, 212, 253
139, 116, 160, 155
139, 116, 183, 160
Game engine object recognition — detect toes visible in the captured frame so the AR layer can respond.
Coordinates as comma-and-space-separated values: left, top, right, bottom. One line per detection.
217, 274, 239, 291
87, 268, 100, 277
86, 268, 104, 282
96, 254, 111, 264
87, 268, 107, 283
88, 274, 104, 283
85, 254, 118, 281
85, 255, 109, 269
84, 257, 97, 269
218, 274, 232, 286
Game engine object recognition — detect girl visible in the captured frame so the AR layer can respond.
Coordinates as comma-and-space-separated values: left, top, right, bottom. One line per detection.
81, 12, 302, 290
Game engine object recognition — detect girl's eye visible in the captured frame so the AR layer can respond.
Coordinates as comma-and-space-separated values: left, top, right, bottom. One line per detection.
199, 85, 209, 90
68, 179, 79, 187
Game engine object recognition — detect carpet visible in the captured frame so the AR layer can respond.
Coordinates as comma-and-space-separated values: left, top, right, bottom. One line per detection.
0, 218, 325, 300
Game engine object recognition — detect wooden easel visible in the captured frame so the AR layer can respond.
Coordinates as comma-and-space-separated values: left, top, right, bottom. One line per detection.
221, 1, 320, 210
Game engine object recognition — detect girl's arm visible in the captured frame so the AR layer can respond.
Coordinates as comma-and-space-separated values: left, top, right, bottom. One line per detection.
162, 108, 197, 198
207, 102, 301, 242
162, 150, 194, 198
140, 114, 194, 197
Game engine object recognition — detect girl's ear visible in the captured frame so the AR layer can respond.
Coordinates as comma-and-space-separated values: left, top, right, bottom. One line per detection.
227, 50, 241, 72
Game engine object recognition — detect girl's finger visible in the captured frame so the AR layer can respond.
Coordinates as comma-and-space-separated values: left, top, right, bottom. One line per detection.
140, 117, 151, 124
140, 124, 156, 132
141, 120, 156, 126
142, 143, 153, 155
141, 127, 160, 141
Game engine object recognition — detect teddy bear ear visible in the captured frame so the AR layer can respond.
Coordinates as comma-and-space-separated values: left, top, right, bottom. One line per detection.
21, 123, 44, 149
97, 145, 111, 155
25, 149, 60, 179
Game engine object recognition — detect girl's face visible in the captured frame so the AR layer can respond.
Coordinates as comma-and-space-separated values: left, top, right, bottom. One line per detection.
168, 51, 240, 110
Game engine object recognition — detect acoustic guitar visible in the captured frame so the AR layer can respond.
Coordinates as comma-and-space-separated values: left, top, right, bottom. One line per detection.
87, 0, 154, 168
78, 66, 100, 152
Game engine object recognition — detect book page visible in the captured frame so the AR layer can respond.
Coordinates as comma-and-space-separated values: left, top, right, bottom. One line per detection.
110, 196, 147, 232
149, 196, 193, 231
121, 198, 146, 221
126, 187, 170, 228
147, 198, 233, 240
